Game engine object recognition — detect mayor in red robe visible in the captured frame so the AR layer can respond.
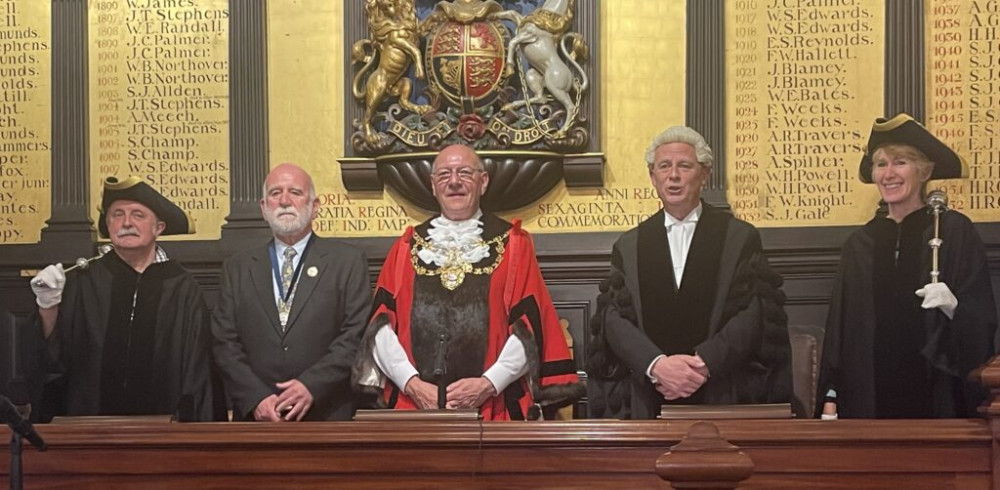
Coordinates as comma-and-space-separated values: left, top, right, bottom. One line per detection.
353, 145, 581, 420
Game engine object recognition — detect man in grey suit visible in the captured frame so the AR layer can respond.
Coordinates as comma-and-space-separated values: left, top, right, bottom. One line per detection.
212, 163, 370, 421
586, 126, 793, 419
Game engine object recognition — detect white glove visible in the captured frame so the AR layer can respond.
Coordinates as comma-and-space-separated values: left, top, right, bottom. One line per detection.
915, 282, 958, 320
31, 264, 66, 309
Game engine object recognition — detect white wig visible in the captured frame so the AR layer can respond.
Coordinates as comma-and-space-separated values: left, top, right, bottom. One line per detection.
644, 126, 714, 169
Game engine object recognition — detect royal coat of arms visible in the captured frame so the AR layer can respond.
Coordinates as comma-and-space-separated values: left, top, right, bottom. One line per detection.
343, 0, 602, 212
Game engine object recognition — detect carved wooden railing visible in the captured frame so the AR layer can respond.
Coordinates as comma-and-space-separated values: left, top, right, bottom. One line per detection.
977, 355, 1000, 490
0, 416, 993, 489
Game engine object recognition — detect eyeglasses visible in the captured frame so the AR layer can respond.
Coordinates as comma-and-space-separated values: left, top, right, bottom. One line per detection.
432, 167, 482, 183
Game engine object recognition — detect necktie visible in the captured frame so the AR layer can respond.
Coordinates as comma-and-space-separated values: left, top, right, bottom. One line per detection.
279, 247, 297, 329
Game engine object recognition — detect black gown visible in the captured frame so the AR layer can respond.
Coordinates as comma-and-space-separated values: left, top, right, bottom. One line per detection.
819, 207, 997, 418
587, 204, 793, 419
42, 251, 224, 421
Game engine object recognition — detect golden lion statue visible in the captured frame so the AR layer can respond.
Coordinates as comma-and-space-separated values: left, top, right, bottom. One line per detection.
352, 0, 433, 145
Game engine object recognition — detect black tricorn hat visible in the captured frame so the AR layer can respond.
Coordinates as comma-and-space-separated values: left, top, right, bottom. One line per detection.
98, 176, 195, 237
858, 113, 966, 183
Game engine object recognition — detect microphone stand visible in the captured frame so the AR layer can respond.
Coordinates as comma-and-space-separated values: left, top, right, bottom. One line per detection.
433, 333, 448, 409
6, 313, 35, 490
10, 431, 23, 490
3, 399, 43, 490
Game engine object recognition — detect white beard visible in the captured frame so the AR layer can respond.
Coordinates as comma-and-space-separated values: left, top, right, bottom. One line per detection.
266, 204, 311, 236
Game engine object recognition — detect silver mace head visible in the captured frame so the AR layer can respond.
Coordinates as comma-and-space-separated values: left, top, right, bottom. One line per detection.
926, 190, 949, 212
66, 245, 114, 272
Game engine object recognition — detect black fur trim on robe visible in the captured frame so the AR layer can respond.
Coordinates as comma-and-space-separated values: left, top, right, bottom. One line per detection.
513, 319, 586, 420
352, 312, 391, 402
584, 253, 637, 419
719, 247, 795, 411
410, 273, 490, 386
586, 262, 637, 380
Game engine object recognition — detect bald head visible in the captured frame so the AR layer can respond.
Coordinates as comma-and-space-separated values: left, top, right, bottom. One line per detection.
263, 163, 316, 200
431, 144, 488, 220
432, 144, 484, 172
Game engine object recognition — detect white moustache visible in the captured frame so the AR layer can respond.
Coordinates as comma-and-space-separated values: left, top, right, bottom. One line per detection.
117, 229, 140, 238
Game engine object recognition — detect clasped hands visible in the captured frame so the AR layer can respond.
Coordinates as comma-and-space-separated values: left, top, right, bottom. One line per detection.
254, 379, 314, 422
650, 354, 709, 400
404, 376, 495, 410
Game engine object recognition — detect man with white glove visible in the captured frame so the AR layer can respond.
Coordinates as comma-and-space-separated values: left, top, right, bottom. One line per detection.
29, 176, 224, 421
31, 264, 66, 310
916, 282, 958, 319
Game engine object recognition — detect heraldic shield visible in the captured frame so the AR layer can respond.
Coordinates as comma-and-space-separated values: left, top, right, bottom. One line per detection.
426, 20, 508, 109
341, 0, 604, 213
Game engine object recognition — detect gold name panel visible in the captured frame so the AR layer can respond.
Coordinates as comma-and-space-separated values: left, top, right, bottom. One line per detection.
725, 0, 886, 227
925, 0, 1000, 221
0, 0, 50, 244
89, 0, 229, 240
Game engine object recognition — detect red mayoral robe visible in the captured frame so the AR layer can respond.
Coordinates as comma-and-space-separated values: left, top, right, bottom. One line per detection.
369, 217, 580, 420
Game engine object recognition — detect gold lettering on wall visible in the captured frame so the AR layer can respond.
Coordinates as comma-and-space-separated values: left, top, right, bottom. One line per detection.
725, 0, 885, 227
925, 0, 1000, 219
89, 0, 229, 239
0, 0, 50, 244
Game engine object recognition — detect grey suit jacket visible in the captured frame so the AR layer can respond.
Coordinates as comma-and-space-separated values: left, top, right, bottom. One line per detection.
211, 236, 371, 421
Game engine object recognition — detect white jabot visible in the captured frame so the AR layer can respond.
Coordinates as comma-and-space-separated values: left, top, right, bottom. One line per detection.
663, 204, 702, 288
417, 209, 490, 266
271, 232, 311, 304
373, 325, 528, 394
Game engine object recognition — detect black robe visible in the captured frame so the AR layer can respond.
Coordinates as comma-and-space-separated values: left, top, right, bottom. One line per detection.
41, 252, 224, 421
587, 203, 793, 419
818, 207, 997, 418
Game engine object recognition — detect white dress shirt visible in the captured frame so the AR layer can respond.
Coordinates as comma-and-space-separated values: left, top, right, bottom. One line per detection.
663, 203, 702, 289
374, 326, 527, 395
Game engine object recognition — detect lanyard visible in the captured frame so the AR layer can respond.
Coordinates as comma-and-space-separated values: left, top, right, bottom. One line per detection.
269, 234, 313, 302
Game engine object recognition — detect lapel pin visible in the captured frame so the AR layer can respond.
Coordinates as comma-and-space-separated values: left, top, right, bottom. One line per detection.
307, 266, 318, 277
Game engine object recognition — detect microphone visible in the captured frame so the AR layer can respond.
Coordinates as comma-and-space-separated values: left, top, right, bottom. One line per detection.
433, 333, 448, 409
31, 244, 113, 286
0, 395, 47, 451
926, 190, 949, 212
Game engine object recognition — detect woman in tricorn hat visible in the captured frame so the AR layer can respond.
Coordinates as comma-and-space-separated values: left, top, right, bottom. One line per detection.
817, 114, 997, 419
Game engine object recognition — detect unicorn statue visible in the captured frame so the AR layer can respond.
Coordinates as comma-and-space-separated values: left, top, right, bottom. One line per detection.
493, 0, 589, 135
